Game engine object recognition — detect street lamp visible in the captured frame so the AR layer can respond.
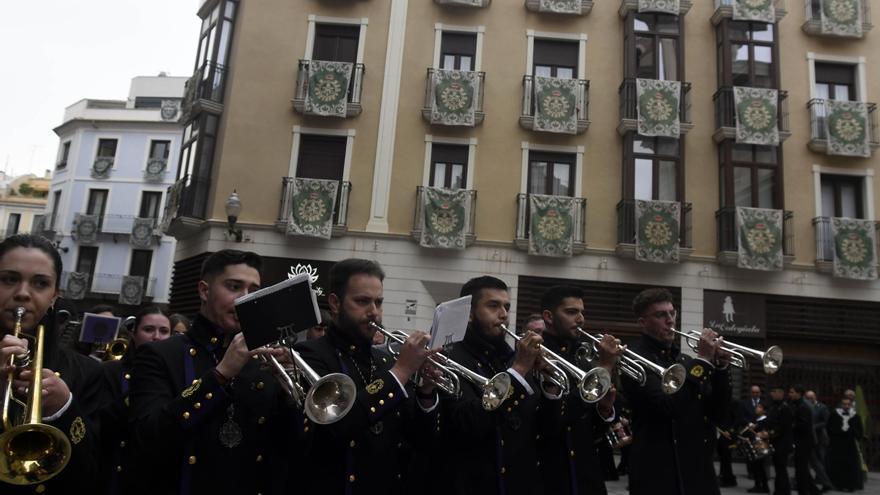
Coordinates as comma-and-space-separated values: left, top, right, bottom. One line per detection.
225, 190, 243, 242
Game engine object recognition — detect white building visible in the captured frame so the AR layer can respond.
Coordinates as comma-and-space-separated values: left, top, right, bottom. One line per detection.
41, 74, 186, 308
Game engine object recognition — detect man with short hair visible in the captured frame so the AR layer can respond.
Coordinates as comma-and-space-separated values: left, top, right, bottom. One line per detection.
622, 288, 732, 495
130, 250, 299, 495
790, 386, 821, 495
805, 390, 834, 492
767, 385, 794, 495
523, 313, 546, 335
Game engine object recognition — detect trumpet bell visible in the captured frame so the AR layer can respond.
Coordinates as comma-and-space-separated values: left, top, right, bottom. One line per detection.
305, 373, 357, 425
0, 423, 71, 485
579, 367, 612, 404
661, 364, 686, 394
481, 373, 512, 411
762, 346, 783, 375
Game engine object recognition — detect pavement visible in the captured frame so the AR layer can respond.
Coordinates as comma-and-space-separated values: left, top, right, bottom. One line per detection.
605, 459, 880, 495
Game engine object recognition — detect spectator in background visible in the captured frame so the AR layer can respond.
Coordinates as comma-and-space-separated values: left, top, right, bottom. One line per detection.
828, 396, 865, 492
522, 313, 545, 335
169, 313, 191, 334
805, 390, 834, 492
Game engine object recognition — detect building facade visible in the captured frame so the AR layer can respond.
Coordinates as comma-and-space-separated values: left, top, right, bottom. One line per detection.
165, 0, 879, 467
42, 75, 185, 310
0, 173, 50, 238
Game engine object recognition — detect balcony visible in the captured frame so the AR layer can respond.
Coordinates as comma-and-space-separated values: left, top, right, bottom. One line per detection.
715, 207, 795, 267
92, 156, 115, 179
713, 87, 791, 143
292, 60, 364, 118
615, 199, 693, 260
32, 214, 56, 241
525, 0, 593, 15
514, 193, 587, 255
411, 187, 477, 247
61, 271, 157, 299
434, 0, 491, 7
520, 76, 590, 134
807, 99, 879, 155
802, 0, 872, 37
812, 217, 880, 273
711, 0, 787, 25
618, 0, 693, 16
73, 214, 158, 239
144, 158, 169, 182
180, 61, 228, 122
618, 78, 693, 136
275, 178, 351, 237
422, 68, 485, 127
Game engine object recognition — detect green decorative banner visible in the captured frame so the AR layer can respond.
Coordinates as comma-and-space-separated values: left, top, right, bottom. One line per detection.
119, 276, 145, 306
287, 178, 339, 239
825, 100, 871, 158
734, 86, 779, 146
637, 78, 681, 138
831, 217, 877, 280
732, 0, 776, 23
75, 214, 99, 244
420, 187, 469, 249
159, 178, 184, 235
130, 217, 155, 248
635, 200, 680, 264
92, 157, 113, 179
820, 0, 863, 38
304, 60, 352, 117
533, 76, 579, 134
637, 0, 680, 14
65, 272, 89, 300
736, 207, 783, 271
529, 194, 575, 258
539, 0, 583, 14
431, 69, 478, 126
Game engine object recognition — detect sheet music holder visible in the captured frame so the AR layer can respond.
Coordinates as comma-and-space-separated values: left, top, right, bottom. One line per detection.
235, 273, 321, 350
79, 313, 122, 344
429, 295, 471, 349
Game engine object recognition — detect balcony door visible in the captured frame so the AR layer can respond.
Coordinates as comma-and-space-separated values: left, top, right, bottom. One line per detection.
87, 189, 109, 229
430, 144, 468, 190
440, 32, 477, 71
533, 39, 577, 79
313, 24, 359, 64
528, 151, 575, 197
822, 175, 864, 219
297, 134, 346, 222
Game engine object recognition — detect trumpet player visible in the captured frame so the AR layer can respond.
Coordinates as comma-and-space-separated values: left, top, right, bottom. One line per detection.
536, 285, 621, 495
129, 250, 301, 495
0, 234, 103, 493
294, 258, 440, 495
623, 288, 732, 495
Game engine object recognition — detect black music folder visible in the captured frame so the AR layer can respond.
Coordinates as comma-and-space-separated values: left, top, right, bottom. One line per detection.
234, 272, 320, 350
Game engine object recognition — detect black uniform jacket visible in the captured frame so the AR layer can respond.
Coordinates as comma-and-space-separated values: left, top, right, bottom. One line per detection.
440, 327, 562, 495
538, 332, 612, 495
767, 399, 794, 454
1, 313, 103, 495
98, 348, 135, 495
294, 325, 439, 495
129, 314, 299, 495
621, 335, 731, 495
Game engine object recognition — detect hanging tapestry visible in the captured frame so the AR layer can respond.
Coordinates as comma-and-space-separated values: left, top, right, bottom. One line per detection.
534, 76, 580, 134
304, 60, 353, 117
831, 217, 877, 280
736, 207, 783, 271
820, 0, 863, 38
286, 178, 339, 239
75, 214, 100, 244
732, 0, 776, 23
130, 217, 155, 248
825, 100, 870, 157
66, 272, 89, 300
119, 276, 145, 306
637, 79, 681, 138
420, 187, 469, 249
635, 200, 680, 264
637, 0, 680, 14
734, 86, 779, 146
431, 69, 478, 127
539, 0, 583, 14
529, 194, 576, 258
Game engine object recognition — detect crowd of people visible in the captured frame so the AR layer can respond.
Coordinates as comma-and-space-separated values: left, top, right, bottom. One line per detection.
0, 232, 872, 495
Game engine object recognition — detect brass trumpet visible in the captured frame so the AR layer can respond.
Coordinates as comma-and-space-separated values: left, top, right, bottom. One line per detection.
369, 322, 512, 411
501, 324, 612, 404
0, 307, 72, 485
95, 338, 129, 361
575, 328, 686, 395
669, 328, 783, 374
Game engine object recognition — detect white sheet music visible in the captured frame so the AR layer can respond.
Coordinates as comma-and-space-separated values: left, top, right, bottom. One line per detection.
429, 295, 471, 348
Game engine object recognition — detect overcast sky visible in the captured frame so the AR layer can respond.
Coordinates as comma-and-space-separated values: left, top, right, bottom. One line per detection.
1, 1, 201, 178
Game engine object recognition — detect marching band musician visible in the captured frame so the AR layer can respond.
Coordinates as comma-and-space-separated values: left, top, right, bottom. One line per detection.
536, 285, 621, 495
743, 402, 771, 493
0, 234, 104, 493
767, 385, 794, 495
294, 258, 440, 495
621, 288, 732, 495
440, 276, 562, 495
129, 250, 301, 495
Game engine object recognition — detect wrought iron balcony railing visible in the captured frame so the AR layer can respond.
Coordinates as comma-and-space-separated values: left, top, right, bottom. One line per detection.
520, 75, 590, 134
275, 178, 351, 236
525, 0, 593, 15
802, 0, 872, 36
411, 187, 477, 246
807, 99, 879, 154
90, 273, 157, 298
73, 214, 159, 238
422, 68, 486, 126
292, 60, 365, 118
812, 217, 880, 271
180, 61, 228, 122
715, 207, 794, 265
711, 0, 787, 25
514, 193, 587, 254
713, 87, 791, 143
618, 78, 693, 136
618, 0, 692, 16
615, 199, 693, 258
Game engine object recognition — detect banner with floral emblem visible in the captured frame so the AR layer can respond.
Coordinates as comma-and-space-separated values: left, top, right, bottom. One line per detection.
539, 0, 582, 14
534, 76, 579, 134
825, 100, 870, 157
431, 69, 478, 127
74, 214, 100, 244
159, 178, 184, 235
92, 157, 113, 179
130, 217, 155, 248
637, 0, 680, 14
637, 79, 681, 138
820, 0, 863, 38
304, 60, 352, 117
420, 187, 469, 249
118, 276, 145, 306
732, 0, 776, 23
831, 217, 877, 280
734, 86, 779, 146
286, 178, 339, 239
66, 272, 89, 300
736, 207, 783, 271
529, 194, 575, 257
635, 200, 680, 264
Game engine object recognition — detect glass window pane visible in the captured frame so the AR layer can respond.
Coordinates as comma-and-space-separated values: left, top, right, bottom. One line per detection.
433, 163, 447, 187
535, 65, 552, 77
731, 44, 750, 86
814, 83, 830, 101
658, 160, 677, 201
753, 46, 773, 88
556, 67, 574, 79
450, 164, 464, 190
633, 137, 656, 154
442, 55, 455, 70
635, 159, 653, 200
656, 137, 679, 156
634, 16, 650, 32
752, 23, 774, 42
636, 36, 656, 79
821, 181, 835, 217
754, 146, 776, 164
657, 15, 679, 34
728, 22, 750, 41
460, 56, 473, 71
734, 167, 752, 207
530, 162, 548, 194
834, 84, 850, 101
731, 144, 752, 162
840, 183, 858, 218
757, 169, 774, 208
552, 163, 570, 195
658, 38, 678, 81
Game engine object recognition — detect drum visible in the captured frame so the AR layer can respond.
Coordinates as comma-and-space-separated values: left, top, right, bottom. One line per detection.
606, 421, 633, 448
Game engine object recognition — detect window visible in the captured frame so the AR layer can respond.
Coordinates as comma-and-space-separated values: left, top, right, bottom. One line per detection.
76, 246, 99, 282
814, 63, 856, 101
195, 0, 237, 69
149, 140, 171, 160
528, 151, 575, 196
130, 249, 153, 279
626, 12, 681, 80
533, 39, 578, 79
717, 21, 776, 88
440, 32, 477, 71
821, 175, 864, 218
57, 142, 70, 169
177, 113, 220, 219
49, 191, 61, 230
87, 189, 109, 217
297, 135, 346, 181
719, 143, 779, 209
314, 24, 360, 63
140, 192, 163, 220
5, 214, 20, 235
626, 136, 680, 201
430, 144, 468, 189
97, 139, 118, 159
